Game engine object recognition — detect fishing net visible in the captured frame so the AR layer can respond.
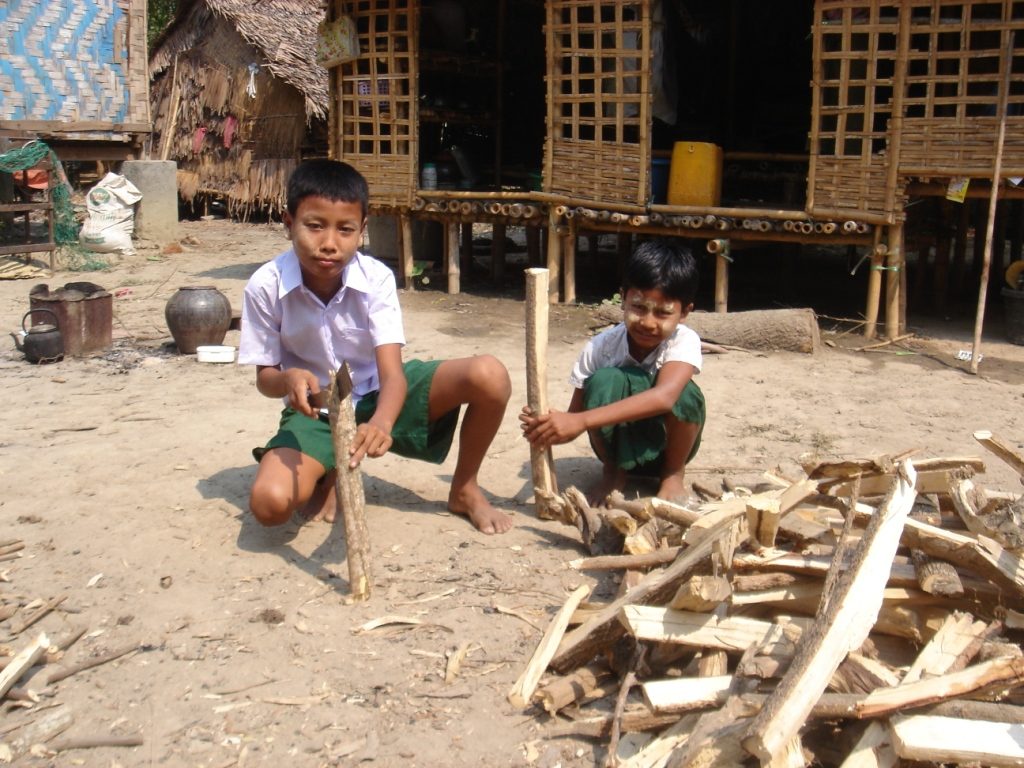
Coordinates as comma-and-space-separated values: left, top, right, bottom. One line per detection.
0, 139, 108, 270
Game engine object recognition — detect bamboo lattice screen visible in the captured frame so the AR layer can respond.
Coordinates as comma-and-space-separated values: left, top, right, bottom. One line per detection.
332, 0, 418, 208
810, 0, 1024, 222
545, 0, 651, 206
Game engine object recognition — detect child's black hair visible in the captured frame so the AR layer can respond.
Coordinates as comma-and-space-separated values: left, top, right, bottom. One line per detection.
286, 159, 369, 218
623, 239, 699, 304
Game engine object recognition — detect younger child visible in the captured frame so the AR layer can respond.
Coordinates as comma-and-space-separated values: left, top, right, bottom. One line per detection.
239, 159, 513, 534
520, 239, 705, 504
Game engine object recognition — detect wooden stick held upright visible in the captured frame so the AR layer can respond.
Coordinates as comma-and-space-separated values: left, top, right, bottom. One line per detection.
328, 363, 371, 601
525, 268, 560, 519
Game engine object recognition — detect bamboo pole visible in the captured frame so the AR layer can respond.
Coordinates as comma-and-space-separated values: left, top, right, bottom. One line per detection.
328, 364, 371, 602
525, 268, 559, 520
885, 224, 903, 339
864, 228, 886, 340
399, 212, 414, 290
561, 217, 576, 304
708, 239, 730, 313
546, 208, 562, 304
972, 32, 1015, 375
445, 220, 460, 295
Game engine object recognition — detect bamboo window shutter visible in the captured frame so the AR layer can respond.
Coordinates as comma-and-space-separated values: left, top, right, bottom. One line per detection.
545, 0, 652, 207
332, 0, 418, 208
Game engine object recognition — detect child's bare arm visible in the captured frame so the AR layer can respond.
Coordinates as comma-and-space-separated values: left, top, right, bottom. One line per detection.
255, 364, 320, 418
520, 388, 586, 446
348, 343, 406, 467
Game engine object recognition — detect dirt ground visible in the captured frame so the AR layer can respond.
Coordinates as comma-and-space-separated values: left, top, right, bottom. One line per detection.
1, 219, 1024, 767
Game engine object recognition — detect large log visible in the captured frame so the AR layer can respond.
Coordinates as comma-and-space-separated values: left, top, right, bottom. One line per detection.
592, 306, 821, 353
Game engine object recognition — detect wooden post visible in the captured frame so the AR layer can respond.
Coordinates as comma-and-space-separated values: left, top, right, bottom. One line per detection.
561, 218, 576, 304
525, 268, 559, 520
546, 208, 562, 304
445, 219, 460, 294
707, 239, 730, 313
328, 364, 371, 601
399, 212, 414, 290
864, 227, 886, 339
885, 224, 903, 339
972, 32, 1015, 374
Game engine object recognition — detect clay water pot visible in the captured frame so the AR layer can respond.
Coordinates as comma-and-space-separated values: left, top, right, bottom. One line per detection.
165, 286, 232, 354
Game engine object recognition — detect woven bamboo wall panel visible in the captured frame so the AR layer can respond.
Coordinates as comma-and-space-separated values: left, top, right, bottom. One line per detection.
0, 0, 149, 127
545, 0, 651, 206
809, 0, 899, 217
332, 0, 417, 208
900, 117, 1024, 175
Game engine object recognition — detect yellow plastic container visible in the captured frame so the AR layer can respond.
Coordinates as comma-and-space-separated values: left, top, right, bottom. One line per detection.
667, 142, 723, 206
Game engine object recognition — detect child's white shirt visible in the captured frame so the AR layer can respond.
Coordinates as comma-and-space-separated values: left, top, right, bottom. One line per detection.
568, 322, 702, 390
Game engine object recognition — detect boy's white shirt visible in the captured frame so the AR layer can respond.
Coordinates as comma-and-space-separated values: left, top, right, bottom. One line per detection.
568, 322, 702, 390
238, 248, 405, 405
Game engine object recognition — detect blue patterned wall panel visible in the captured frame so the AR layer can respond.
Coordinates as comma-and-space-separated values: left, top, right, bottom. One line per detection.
0, 0, 129, 122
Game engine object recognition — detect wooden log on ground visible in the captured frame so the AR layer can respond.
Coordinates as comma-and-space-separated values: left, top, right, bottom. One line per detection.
525, 268, 560, 520
328, 364, 371, 601
910, 549, 964, 597
49, 734, 144, 751
686, 308, 821, 353
742, 461, 917, 762
6, 703, 73, 759
508, 584, 590, 708
535, 663, 613, 714
668, 575, 732, 612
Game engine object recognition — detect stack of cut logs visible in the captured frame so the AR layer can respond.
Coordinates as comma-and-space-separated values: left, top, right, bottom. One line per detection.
510, 430, 1024, 767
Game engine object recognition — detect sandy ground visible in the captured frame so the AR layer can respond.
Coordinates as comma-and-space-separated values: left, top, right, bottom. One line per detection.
1, 218, 1024, 767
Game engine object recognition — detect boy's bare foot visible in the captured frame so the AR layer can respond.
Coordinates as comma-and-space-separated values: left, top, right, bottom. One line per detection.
587, 464, 627, 508
298, 470, 337, 523
448, 484, 513, 534
656, 474, 688, 505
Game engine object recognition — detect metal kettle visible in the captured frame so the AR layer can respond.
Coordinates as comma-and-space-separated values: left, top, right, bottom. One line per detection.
12, 308, 64, 363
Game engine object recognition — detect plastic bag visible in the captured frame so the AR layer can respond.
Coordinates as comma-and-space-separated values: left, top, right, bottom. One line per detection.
316, 16, 359, 67
79, 172, 143, 257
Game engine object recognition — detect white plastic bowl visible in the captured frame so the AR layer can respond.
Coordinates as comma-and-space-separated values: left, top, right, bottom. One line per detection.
196, 345, 236, 363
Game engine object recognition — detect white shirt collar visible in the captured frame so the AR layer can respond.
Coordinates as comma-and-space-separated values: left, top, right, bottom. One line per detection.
277, 249, 372, 300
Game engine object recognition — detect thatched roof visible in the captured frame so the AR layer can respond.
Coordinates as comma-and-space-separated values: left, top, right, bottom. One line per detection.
150, 0, 328, 120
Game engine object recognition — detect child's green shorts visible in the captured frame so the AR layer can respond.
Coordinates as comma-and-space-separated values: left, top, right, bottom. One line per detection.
582, 365, 706, 474
254, 359, 459, 469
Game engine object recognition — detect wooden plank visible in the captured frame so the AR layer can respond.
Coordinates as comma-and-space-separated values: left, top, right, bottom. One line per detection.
0, 120, 152, 133
890, 714, 1024, 766
620, 606, 790, 652
641, 675, 732, 713
508, 585, 589, 708
839, 722, 896, 768
0, 632, 49, 699
902, 611, 991, 684
742, 461, 916, 762
974, 429, 1024, 478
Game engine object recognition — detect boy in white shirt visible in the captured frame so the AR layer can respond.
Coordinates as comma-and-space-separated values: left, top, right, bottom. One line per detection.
520, 240, 705, 504
239, 159, 513, 534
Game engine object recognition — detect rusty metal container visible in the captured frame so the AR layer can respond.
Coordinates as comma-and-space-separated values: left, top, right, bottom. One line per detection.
28, 282, 113, 357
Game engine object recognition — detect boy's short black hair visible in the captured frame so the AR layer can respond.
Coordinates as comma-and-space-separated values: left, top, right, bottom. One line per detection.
286, 159, 369, 219
623, 239, 699, 304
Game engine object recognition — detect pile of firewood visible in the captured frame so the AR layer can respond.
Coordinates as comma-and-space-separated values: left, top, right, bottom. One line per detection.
510, 430, 1024, 767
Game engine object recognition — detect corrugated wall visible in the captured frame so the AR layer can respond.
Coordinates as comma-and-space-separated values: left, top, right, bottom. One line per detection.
0, 0, 149, 125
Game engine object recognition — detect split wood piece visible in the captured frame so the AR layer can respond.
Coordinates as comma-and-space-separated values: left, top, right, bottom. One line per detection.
620, 607, 807, 654
676, 308, 821, 353
903, 611, 992, 684
550, 515, 744, 674
0, 631, 49, 699
11, 594, 66, 635
746, 496, 782, 548
838, 722, 896, 768
545, 708, 680, 740
535, 663, 613, 714
47, 641, 140, 685
563, 487, 630, 556
6, 703, 73, 760
525, 268, 560, 520
974, 429, 1024, 480
684, 479, 815, 548
617, 714, 700, 768
910, 549, 964, 597
604, 492, 701, 528
49, 734, 144, 751
805, 456, 982, 485
570, 548, 681, 572
890, 713, 1024, 765
508, 584, 590, 708
664, 692, 759, 768
328, 363, 371, 601
831, 653, 902, 695
668, 575, 731, 612
741, 460, 917, 762
949, 475, 1024, 551
623, 518, 680, 556
828, 468, 974, 498
900, 515, 1024, 598
0, 540, 24, 557
642, 674, 732, 713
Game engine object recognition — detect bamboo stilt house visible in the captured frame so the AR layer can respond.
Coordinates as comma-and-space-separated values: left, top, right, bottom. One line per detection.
0, 0, 151, 160
148, 0, 329, 218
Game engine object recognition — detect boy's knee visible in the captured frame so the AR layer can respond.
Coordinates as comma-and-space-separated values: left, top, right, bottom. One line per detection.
249, 486, 293, 527
468, 355, 511, 401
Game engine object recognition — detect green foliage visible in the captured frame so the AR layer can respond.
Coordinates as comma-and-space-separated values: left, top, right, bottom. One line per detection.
148, 0, 179, 46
